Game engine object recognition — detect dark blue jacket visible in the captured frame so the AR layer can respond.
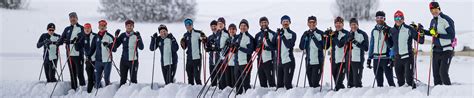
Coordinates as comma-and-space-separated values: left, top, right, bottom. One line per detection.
272, 28, 297, 65
231, 32, 255, 66
37, 33, 62, 61
89, 32, 114, 62
368, 24, 393, 60
181, 29, 205, 60
390, 23, 424, 58
113, 32, 144, 61
150, 34, 179, 66
422, 12, 455, 52
341, 29, 369, 62
255, 29, 276, 63
59, 23, 85, 57
299, 28, 325, 64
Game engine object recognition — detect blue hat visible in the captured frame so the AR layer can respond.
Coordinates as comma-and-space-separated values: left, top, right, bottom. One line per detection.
281, 15, 291, 23
184, 18, 193, 26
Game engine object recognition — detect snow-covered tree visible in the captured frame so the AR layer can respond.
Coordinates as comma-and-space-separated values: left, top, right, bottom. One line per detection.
99, 0, 197, 22
333, 0, 379, 20
0, 0, 28, 9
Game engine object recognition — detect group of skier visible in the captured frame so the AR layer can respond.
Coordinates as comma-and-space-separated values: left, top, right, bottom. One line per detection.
37, 1, 455, 95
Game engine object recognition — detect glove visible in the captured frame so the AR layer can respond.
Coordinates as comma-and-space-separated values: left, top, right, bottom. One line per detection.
324, 28, 334, 36
103, 42, 111, 47
201, 37, 208, 44
135, 31, 141, 38
86, 56, 92, 62
430, 28, 438, 38
71, 37, 78, 44
114, 29, 121, 37
366, 59, 372, 69
43, 39, 52, 45
348, 33, 355, 42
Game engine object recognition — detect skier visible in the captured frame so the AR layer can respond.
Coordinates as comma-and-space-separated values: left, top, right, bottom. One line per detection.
113, 20, 144, 86
150, 24, 179, 84
230, 19, 255, 94
328, 16, 350, 91
275, 15, 297, 90
58, 12, 86, 90
345, 18, 369, 88
298, 16, 325, 88
367, 11, 396, 87
87, 20, 115, 88
390, 10, 425, 88
419, 1, 455, 86
205, 20, 219, 86
81, 23, 98, 93
36, 23, 61, 83
255, 16, 276, 88
180, 18, 206, 85
215, 17, 232, 88
226, 23, 238, 88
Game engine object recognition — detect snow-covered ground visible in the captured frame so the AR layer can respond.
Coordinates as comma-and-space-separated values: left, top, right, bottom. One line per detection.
1, 0, 473, 97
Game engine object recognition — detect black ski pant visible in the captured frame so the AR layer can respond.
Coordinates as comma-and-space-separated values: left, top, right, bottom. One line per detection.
372, 59, 396, 87
277, 61, 295, 89
186, 59, 202, 85
395, 56, 416, 87
432, 50, 452, 85
120, 60, 139, 85
307, 64, 322, 88
258, 60, 276, 87
162, 64, 177, 84
332, 62, 346, 91
68, 56, 82, 90
43, 59, 58, 82
85, 60, 95, 93
349, 62, 363, 88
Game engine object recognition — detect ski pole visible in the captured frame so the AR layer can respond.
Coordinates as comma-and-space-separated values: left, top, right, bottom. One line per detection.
229, 43, 264, 97
129, 32, 140, 86
206, 48, 236, 97
372, 32, 387, 88
198, 47, 233, 97
151, 37, 157, 89
320, 35, 330, 92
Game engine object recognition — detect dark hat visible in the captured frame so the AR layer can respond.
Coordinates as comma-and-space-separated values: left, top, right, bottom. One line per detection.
210, 20, 217, 26
158, 24, 168, 31
47, 23, 55, 30
334, 16, 344, 23
308, 16, 317, 22
349, 18, 358, 24
281, 15, 291, 23
125, 20, 134, 25
239, 19, 249, 28
429, 2, 440, 9
376, 11, 386, 17
259, 16, 268, 22
228, 23, 237, 29
69, 12, 77, 18
217, 17, 226, 24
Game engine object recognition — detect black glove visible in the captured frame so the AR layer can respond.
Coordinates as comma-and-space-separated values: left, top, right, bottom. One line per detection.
348, 33, 355, 42
152, 33, 158, 39
43, 39, 52, 45
103, 42, 111, 47
71, 37, 78, 44
366, 59, 372, 69
114, 29, 121, 37
86, 56, 92, 62
276, 28, 283, 35
324, 28, 334, 37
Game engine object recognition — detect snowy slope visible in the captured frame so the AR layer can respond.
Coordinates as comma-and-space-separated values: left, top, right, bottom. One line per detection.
1, 0, 473, 97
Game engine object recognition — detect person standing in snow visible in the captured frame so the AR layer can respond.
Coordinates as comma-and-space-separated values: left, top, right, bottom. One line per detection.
58, 12, 86, 90
367, 11, 396, 87
225, 24, 238, 89
255, 16, 277, 88
390, 10, 425, 89
215, 17, 232, 89
87, 20, 115, 88
344, 18, 369, 88
327, 16, 350, 91
275, 15, 297, 90
205, 20, 219, 86
418, 1, 455, 86
180, 18, 207, 85
298, 16, 325, 88
36, 23, 61, 83
150, 24, 179, 84
113, 20, 144, 86
232, 19, 255, 94
81, 23, 98, 93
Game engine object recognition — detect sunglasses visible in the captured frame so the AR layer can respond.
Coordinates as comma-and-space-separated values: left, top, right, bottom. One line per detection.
376, 16, 385, 19
394, 17, 403, 21
48, 29, 55, 31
